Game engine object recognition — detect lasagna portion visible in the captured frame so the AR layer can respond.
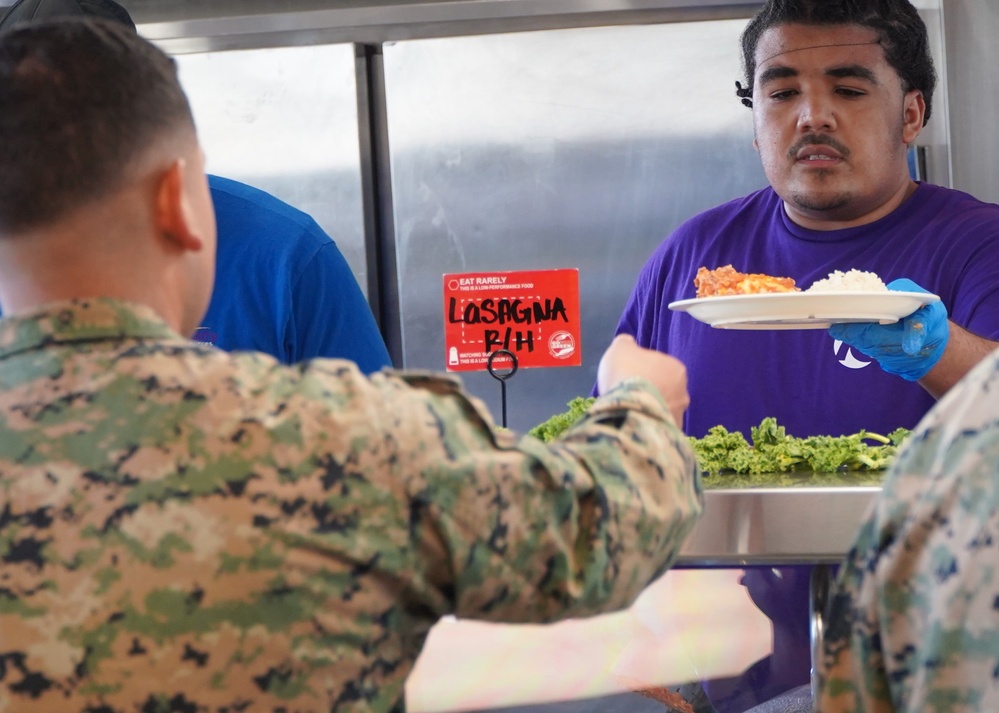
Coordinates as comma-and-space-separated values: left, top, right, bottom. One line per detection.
694, 264, 799, 298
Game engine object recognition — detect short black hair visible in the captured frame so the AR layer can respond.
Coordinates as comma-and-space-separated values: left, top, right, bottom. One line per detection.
736, 0, 936, 125
0, 0, 135, 32
0, 18, 194, 234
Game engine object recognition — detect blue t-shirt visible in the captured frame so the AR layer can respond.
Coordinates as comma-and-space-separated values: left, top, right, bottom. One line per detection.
194, 175, 391, 374
0, 176, 391, 374
616, 183, 999, 438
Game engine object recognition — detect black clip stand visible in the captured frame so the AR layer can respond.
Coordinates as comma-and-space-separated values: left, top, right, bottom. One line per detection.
486, 349, 519, 428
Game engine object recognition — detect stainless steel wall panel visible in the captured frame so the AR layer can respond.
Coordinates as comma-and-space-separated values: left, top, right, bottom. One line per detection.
384, 21, 768, 432
942, 0, 999, 201
174, 44, 370, 294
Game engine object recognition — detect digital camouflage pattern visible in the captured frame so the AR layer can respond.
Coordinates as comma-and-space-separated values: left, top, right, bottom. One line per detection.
0, 298, 702, 713
818, 347, 999, 713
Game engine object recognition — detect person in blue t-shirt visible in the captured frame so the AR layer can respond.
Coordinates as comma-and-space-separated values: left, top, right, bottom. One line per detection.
198, 175, 391, 372
0, 0, 392, 375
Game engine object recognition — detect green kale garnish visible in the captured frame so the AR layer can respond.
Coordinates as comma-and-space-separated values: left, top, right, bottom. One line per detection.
690, 416, 910, 478
528, 397, 597, 443
529, 404, 910, 487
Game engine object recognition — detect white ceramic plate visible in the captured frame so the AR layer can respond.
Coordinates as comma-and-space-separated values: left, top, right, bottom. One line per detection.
668, 291, 941, 330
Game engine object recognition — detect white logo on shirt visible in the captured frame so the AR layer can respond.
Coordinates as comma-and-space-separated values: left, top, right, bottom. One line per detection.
834, 339, 871, 369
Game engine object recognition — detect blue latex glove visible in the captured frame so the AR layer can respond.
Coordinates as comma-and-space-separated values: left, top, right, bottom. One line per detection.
828, 278, 948, 381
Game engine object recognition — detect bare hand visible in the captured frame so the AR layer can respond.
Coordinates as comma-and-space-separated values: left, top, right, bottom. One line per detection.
597, 334, 689, 428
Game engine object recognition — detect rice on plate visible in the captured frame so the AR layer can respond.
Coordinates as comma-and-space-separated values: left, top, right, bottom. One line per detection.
807, 269, 888, 292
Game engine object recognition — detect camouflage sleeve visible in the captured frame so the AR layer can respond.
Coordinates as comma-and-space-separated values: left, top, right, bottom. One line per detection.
362, 370, 703, 623
818, 351, 999, 713
0, 323, 701, 713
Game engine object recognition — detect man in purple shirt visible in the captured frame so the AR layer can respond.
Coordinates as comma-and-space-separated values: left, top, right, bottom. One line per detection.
615, 0, 999, 440
613, 2, 999, 712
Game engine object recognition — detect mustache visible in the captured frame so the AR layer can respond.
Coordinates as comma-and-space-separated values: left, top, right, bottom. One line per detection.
787, 134, 850, 160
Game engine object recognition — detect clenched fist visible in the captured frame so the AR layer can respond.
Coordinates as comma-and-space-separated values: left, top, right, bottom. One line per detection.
597, 334, 690, 428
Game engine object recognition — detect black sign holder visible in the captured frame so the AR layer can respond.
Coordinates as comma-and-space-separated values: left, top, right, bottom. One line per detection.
486, 349, 519, 428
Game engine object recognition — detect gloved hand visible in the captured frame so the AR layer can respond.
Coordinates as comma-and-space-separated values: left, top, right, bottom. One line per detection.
828, 278, 949, 381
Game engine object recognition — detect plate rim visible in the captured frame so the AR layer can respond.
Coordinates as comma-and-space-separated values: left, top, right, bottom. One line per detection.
667, 290, 941, 311
667, 290, 941, 329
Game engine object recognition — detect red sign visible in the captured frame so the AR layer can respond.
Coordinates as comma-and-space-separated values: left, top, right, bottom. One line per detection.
443, 268, 581, 372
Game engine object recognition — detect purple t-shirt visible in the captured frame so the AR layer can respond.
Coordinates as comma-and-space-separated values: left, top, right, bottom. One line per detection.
616, 183, 999, 438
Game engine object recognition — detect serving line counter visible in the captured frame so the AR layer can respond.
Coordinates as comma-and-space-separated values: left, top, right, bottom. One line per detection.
677, 485, 881, 567
407, 485, 883, 712
677, 484, 882, 704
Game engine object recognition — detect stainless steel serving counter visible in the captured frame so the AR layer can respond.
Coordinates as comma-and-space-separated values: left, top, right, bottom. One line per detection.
676, 484, 883, 700
676, 485, 881, 567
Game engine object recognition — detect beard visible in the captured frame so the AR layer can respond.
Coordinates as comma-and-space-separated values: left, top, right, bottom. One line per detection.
788, 186, 852, 213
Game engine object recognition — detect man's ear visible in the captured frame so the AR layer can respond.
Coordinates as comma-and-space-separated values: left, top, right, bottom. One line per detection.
155, 158, 204, 252
902, 90, 926, 145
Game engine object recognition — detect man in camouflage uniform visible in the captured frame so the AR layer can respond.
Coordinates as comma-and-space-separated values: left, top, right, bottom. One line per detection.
818, 345, 999, 712
0, 19, 702, 713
